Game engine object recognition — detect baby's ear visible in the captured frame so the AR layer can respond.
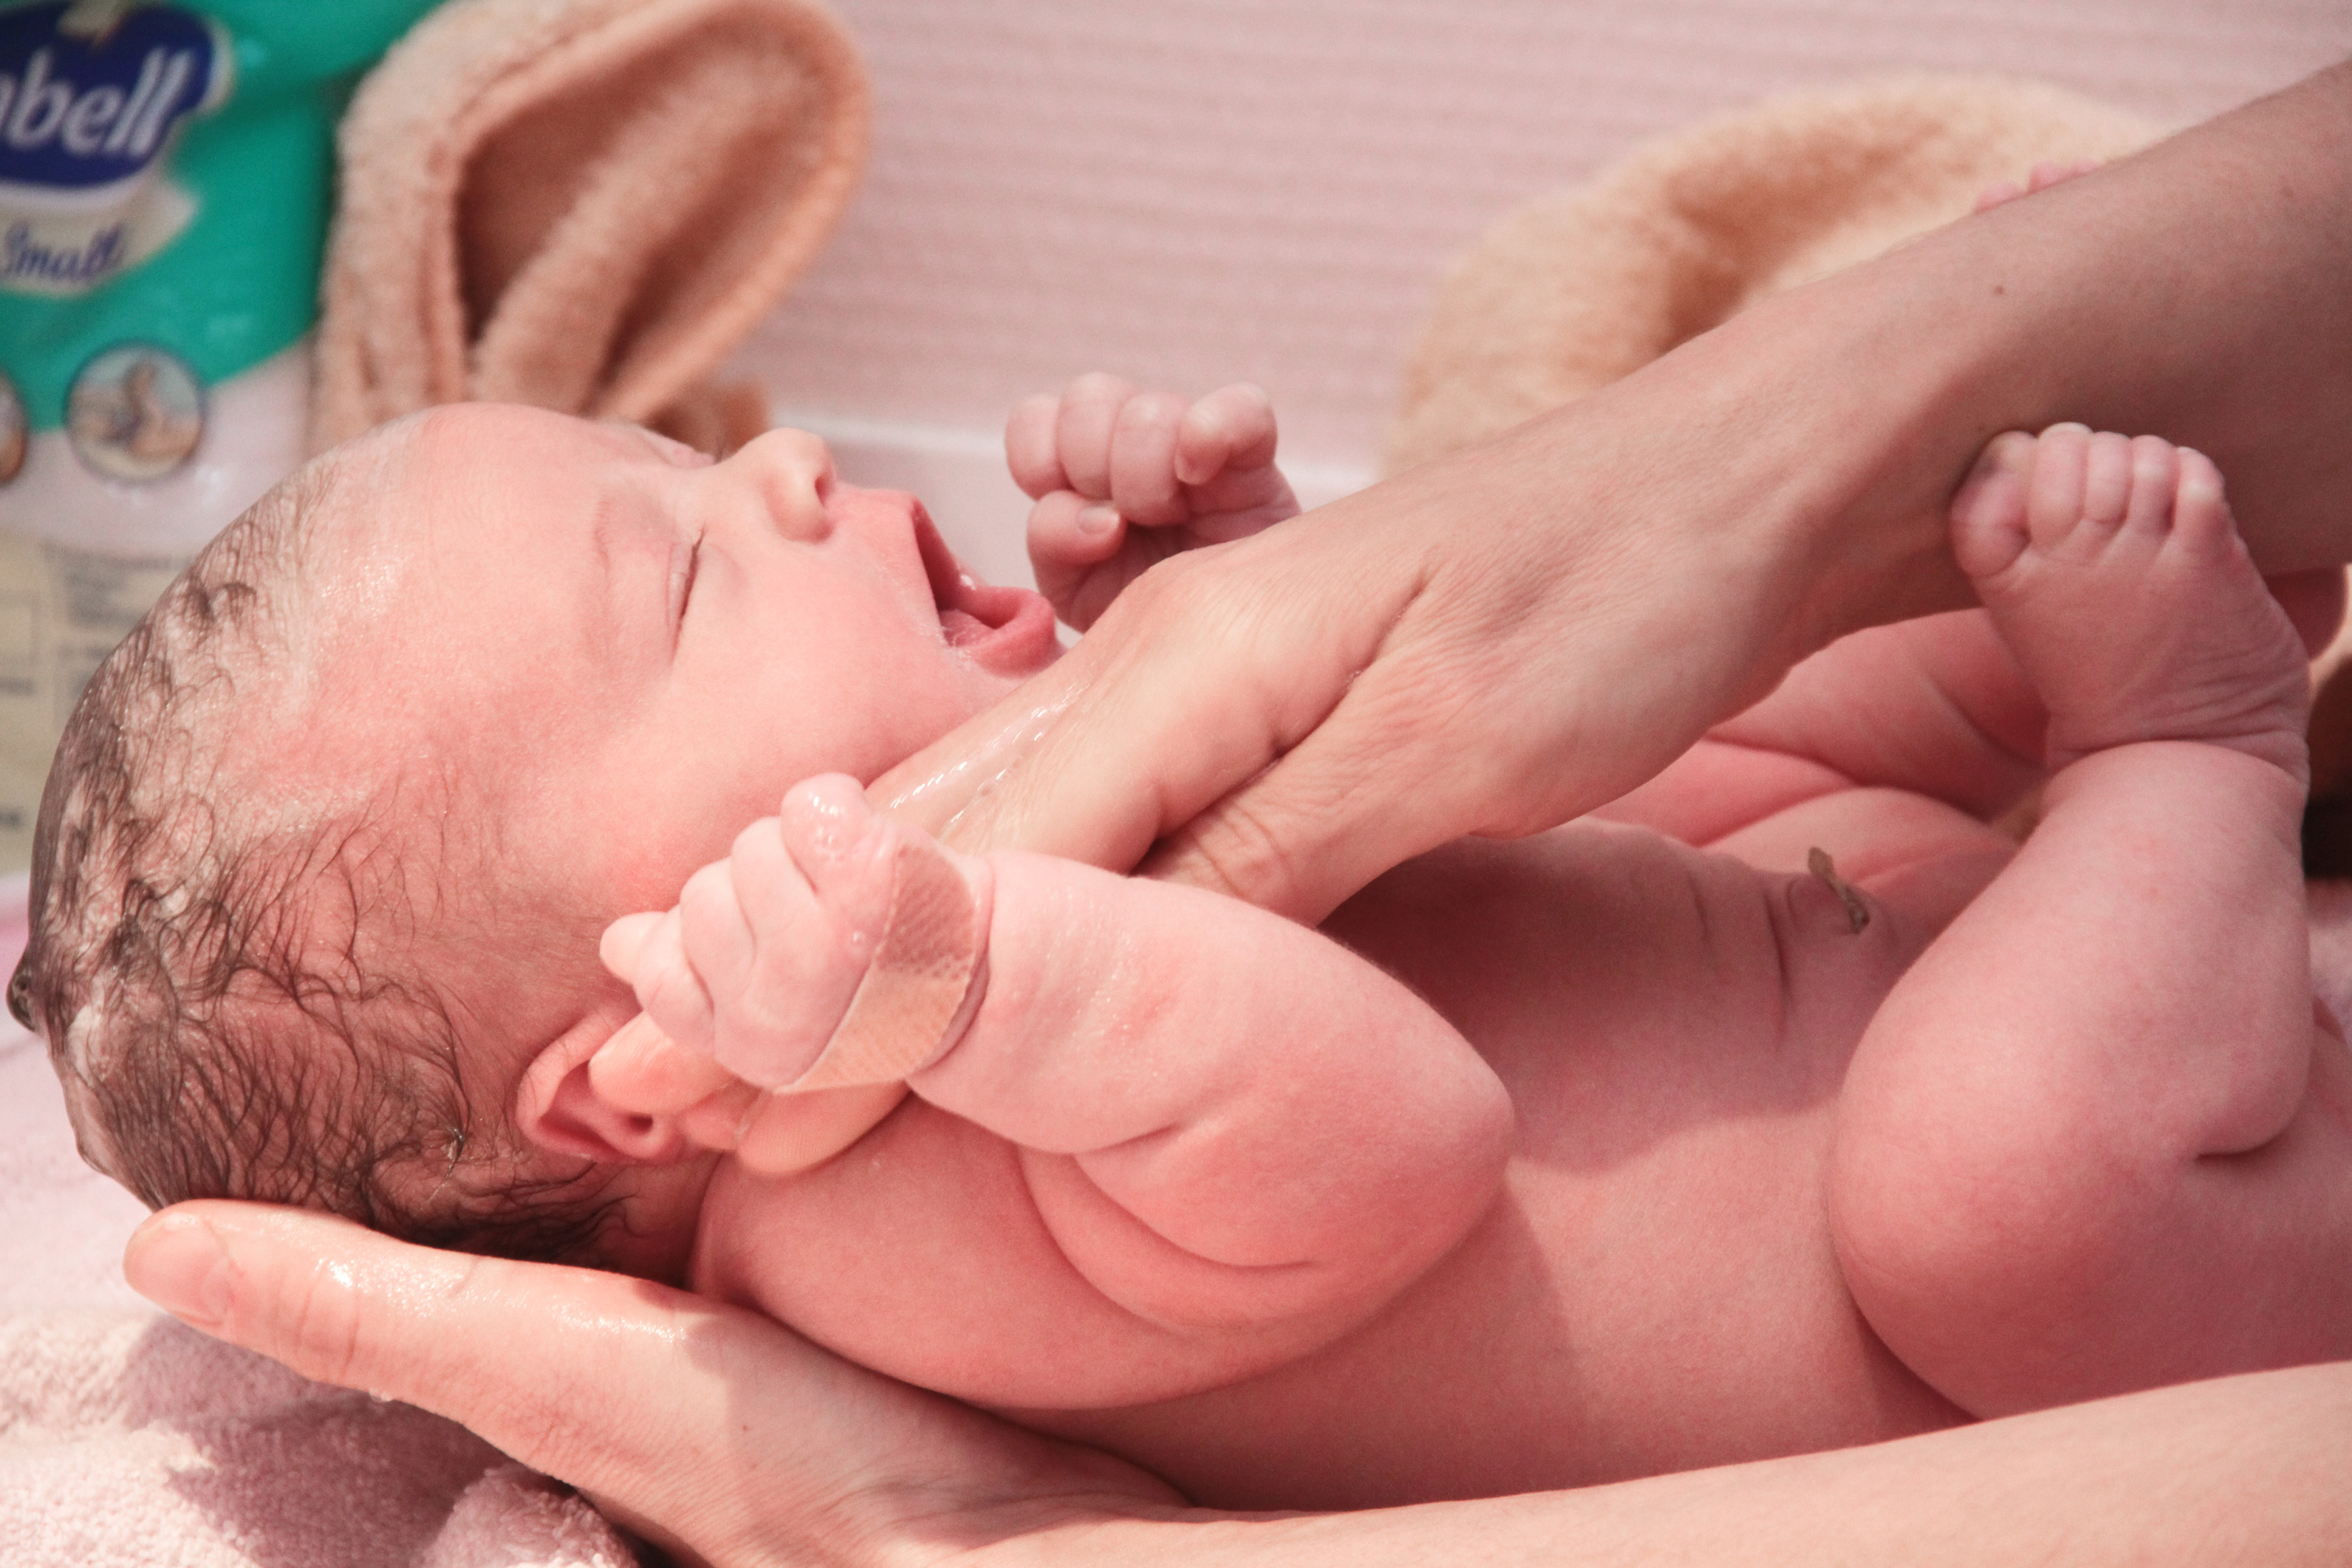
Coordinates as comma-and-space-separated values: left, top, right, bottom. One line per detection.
514, 1012, 748, 1165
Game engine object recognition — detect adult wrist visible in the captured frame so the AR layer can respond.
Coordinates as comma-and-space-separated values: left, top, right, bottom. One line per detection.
1692, 242, 2003, 663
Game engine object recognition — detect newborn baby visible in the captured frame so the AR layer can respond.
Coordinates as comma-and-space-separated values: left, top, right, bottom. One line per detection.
23, 378, 2352, 1512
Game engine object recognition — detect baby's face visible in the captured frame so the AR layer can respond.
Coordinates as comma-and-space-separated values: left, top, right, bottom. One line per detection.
287, 403, 1059, 1054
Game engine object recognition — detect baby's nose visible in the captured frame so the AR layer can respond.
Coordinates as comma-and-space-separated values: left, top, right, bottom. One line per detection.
725, 426, 835, 538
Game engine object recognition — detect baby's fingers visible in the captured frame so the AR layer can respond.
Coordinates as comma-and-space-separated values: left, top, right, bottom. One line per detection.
1051, 372, 1138, 500
1028, 487, 1127, 614
589, 1013, 742, 1117
598, 911, 665, 985
621, 906, 719, 1057
1107, 391, 1192, 525
1175, 383, 1276, 487
1005, 392, 1068, 499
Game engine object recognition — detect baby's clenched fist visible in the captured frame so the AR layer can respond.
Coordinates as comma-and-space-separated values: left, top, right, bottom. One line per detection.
600, 776, 989, 1092
1008, 372, 1301, 630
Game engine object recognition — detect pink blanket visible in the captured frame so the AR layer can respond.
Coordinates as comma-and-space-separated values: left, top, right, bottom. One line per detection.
0, 880, 634, 1568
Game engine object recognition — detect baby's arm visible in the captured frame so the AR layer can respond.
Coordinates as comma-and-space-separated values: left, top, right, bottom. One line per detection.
609, 776, 1512, 1394
1010, 374, 1301, 629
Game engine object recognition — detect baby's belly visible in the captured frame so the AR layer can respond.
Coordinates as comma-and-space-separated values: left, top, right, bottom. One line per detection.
1016, 821, 1990, 1506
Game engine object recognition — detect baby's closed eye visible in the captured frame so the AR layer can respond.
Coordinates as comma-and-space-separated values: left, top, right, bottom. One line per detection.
668, 535, 702, 637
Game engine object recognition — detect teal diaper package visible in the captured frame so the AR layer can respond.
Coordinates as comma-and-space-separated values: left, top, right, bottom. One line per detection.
0, 0, 438, 869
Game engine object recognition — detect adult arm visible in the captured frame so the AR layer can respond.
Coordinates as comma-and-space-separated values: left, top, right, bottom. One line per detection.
124, 1202, 2352, 1568
875, 61, 2352, 922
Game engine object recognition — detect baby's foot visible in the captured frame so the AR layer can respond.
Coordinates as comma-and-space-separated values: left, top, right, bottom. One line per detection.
1949, 425, 2311, 778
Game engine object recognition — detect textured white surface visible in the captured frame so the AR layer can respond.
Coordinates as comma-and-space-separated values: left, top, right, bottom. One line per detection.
742, 0, 2352, 501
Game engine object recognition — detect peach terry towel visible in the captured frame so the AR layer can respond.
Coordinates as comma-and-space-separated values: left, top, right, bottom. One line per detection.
1385, 76, 2160, 475
312, 0, 869, 456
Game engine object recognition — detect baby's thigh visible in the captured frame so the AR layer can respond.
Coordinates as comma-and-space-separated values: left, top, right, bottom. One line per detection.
1833, 795, 2352, 1415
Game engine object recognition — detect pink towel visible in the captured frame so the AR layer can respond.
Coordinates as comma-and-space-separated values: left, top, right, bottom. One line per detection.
0, 887, 633, 1567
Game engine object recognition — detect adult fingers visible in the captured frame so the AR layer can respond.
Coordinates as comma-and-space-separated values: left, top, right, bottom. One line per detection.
875, 378, 1845, 914
1137, 618, 1644, 920
122, 1203, 1168, 1568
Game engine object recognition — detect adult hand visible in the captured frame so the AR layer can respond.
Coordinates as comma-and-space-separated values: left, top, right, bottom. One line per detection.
121, 1202, 1183, 1568
877, 60, 2352, 922
123, 1202, 2352, 1567
878, 326, 1952, 922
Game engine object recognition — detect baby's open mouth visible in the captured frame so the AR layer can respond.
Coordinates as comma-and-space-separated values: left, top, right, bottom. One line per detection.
908, 501, 1058, 674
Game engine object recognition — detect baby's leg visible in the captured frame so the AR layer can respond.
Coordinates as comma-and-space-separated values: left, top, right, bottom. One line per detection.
1832, 426, 2352, 1417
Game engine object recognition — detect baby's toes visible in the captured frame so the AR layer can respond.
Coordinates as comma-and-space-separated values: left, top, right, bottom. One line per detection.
2021, 423, 2096, 552
1949, 430, 2037, 582
2167, 448, 2236, 552
2071, 430, 2136, 538
2119, 435, 2181, 536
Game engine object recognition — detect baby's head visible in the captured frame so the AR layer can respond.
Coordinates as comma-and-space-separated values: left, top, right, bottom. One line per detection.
18, 403, 1055, 1272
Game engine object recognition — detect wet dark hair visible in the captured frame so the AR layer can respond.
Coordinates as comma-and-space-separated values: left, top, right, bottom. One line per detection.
14, 449, 625, 1264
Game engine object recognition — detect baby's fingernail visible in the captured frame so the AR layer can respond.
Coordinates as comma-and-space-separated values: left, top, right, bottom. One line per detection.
1077, 505, 1119, 536
125, 1214, 231, 1331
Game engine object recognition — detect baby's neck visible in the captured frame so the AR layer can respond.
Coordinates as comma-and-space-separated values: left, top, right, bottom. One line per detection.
594, 1150, 722, 1283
